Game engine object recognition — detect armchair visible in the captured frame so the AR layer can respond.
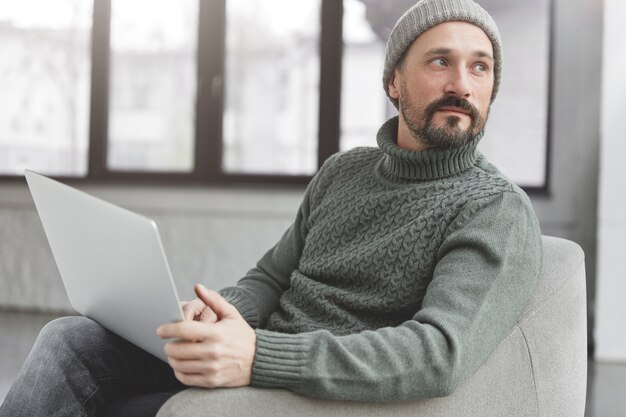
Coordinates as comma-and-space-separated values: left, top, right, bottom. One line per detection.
156, 236, 587, 417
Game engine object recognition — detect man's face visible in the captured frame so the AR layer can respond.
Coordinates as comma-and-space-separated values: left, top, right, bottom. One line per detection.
388, 21, 495, 150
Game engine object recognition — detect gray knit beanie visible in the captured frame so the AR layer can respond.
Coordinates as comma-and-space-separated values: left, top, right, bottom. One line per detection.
383, 0, 502, 106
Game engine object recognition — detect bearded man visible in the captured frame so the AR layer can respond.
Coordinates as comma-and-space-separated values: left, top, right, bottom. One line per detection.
0, 0, 541, 415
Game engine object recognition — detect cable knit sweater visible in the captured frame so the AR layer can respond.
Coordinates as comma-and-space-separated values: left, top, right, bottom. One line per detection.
219, 116, 542, 402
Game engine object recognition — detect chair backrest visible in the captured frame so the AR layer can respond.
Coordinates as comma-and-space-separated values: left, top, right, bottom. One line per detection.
398, 235, 588, 416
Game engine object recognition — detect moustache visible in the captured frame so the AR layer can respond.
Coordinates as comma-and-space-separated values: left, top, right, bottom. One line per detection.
425, 96, 480, 123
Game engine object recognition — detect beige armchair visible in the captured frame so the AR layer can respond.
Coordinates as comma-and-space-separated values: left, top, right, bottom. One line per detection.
155, 236, 587, 417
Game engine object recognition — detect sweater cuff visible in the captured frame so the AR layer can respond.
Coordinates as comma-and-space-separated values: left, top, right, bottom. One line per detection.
251, 329, 310, 389
218, 287, 260, 328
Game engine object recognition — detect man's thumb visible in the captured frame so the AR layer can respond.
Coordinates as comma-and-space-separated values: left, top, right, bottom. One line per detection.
194, 284, 235, 319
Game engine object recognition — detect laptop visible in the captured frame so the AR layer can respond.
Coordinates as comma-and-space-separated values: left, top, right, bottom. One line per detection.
24, 169, 184, 362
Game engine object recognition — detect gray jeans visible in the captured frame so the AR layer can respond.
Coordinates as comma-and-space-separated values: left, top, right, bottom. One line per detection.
0, 316, 185, 417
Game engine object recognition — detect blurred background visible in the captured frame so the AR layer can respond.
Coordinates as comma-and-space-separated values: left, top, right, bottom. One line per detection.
0, 0, 624, 414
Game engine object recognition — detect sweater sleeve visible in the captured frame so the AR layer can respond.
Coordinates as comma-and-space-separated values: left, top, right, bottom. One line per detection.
249, 190, 542, 401
218, 203, 309, 328
218, 156, 334, 328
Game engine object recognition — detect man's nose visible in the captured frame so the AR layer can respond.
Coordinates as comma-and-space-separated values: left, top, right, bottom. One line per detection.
444, 68, 471, 99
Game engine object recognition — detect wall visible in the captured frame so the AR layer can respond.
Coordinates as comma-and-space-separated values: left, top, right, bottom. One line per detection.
529, 0, 602, 350
0, 182, 302, 311
595, 0, 626, 362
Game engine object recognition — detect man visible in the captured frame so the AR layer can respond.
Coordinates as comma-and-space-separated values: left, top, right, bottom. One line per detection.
0, 0, 542, 415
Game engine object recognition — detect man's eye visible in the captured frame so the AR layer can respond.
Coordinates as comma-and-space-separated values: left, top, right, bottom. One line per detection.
432, 58, 447, 67
474, 63, 488, 72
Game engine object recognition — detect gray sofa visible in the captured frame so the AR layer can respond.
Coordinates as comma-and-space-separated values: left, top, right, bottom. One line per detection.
156, 236, 587, 417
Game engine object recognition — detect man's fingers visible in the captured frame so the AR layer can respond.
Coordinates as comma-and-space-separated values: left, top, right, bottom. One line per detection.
168, 358, 208, 374
180, 298, 218, 323
181, 300, 201, 321
200, 307, 218, 323
157, 320, 209, 341
173, 370, 214, 388
194, 285, 237, 319
164, 340, 207, 360
162, 309, 256, 389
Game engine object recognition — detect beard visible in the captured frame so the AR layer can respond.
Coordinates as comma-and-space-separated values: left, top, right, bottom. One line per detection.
398, 85, 488, 150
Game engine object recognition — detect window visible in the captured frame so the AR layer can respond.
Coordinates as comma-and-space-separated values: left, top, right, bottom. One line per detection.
223, 0, 321, 175
475, 0, 551, 188
0, 0, 92, 176
339, 0, 552, 188
340, 0, 389, 151
107, 0, 198, 173
0, 0, 551, 191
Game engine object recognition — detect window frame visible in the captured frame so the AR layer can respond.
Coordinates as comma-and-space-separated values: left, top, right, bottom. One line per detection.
1, 0, 551, 194
86, 0, 341, 186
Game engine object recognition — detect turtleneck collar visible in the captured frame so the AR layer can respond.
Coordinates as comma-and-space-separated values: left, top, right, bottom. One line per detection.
376, 116, 481, 182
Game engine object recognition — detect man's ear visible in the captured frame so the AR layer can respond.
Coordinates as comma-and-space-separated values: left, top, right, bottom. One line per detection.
388, 70, 401, 100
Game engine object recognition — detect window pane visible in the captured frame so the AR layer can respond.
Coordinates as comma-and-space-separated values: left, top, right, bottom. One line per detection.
0, 0, 92, 177
340, 0, 389, 151
340, 0, 550, 188
223, 0, 321, 175
476, 0, 550, 188
108, 0, 198, 172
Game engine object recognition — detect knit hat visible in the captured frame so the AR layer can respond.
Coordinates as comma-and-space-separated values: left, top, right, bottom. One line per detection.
383, 0, 502, 106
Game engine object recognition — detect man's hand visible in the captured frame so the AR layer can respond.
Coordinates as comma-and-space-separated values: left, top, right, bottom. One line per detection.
157, 284, 256, 388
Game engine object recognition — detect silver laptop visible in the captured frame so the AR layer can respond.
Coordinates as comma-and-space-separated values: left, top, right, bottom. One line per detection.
24, 169, 184, 362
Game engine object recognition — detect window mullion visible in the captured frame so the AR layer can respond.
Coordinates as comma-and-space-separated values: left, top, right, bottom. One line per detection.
317, 0, 343, 169
88, 0, 111, 179
196, 0, 226, 181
